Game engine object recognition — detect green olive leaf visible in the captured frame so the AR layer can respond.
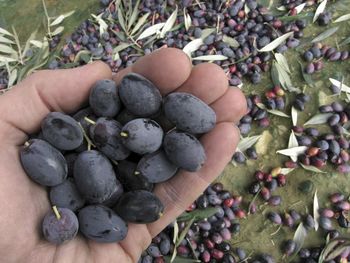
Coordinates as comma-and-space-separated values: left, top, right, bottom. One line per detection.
311, 27, 339, 43
300, 163, 326, 174
258, 32, 294, 52
303, 113, 333, 125
313, 190, 320, 231
313, 0, 327, 23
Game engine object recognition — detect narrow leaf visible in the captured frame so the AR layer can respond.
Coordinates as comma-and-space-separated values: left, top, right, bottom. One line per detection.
184, 8, 192, 31
291, 106, 298, 126
271, 61, 280, 87
117, 5, 127, 33
280, 168, 295, 175
131, 13, 150, 36
311, 27, 339, 43
30, 40, 43, 48
334, 13, 350, 23
222, 35, 240, 48
173, 220, 179, 244
0, 35, 15, 44
136, 23, 165, 40
8, 68, 17, 87
127, 0, 141, 30
276, 6, 287, 11
325, 244, 350, 261
50, 15, 65, 26
200, 28, 216, 40
0, 55, 17, 62
51, 26, 64, 36
313, 0, 327, 23
275, 53, 291, 73
300, 163, 326, 173
177, 207, 218, 222
329, 78, 350, 93
0, 27, 13, 36
63, 10, 75, 18
340, 36, 350, 46
113, 42, 132, 53
319, 239, 345, 263
295, 3, 306, 14
313, 190, 320, 231
74, 50, 91, 63
258, 32, 294, 52
275, 60, 294, 91
288, 130, 299, 149
192, 55, 228, 61
298, 60, 314, 87
182, 38, 203, 57
304, 113, 333, 125
0, 44, 16, 54
176, 217, 195, 247
267, 109, 290, 118
160, 6, 178, 38
276, 146, 307, 158
293, 223, 307, 255
237, 135, 262, 152
23, 30, 38, 56
171, 220, 179, 263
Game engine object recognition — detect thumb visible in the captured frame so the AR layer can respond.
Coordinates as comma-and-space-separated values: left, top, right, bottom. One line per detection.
0, 61, 111, 144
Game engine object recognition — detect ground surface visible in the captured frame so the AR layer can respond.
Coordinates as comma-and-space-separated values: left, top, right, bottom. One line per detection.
1, 0, 350, 261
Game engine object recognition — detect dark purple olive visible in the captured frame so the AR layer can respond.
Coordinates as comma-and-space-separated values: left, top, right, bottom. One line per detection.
319, 105, 334, 113
290, 209, 301, 222
319, 216, 334, 230
338, 164, 350, 173
299, 248, 311, 258
326, 47, 337, 58
267, 211, 282, 224
338, 212, 350, 228
249, 181, 261, 195
282, 239, 296, 256
310, 47, 322, 58
303, 51, 313, 62
294, 99, 305, 111
233, 151, 246, 163
283, 213, 294, 227
268, 195, 281, 206
305, 63, 315, 74
341, 51, 349, 61
304, 214, 315, 230
320, 208, 335, 218
328, 230, 340, 239
330, 192, 345, 203
329, 51, 341, 61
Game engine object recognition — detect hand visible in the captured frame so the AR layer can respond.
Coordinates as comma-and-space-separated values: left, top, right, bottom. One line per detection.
0, 48, 246, 263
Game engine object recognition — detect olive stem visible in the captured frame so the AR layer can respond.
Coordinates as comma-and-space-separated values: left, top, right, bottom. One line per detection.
78, 123, 95, 150
270, 225, 282, 236
52, 206, 61, 220
111, 160, 119, 166
84, 117, 96, 125
120, 131, 129, 138
186, 237, 199, 260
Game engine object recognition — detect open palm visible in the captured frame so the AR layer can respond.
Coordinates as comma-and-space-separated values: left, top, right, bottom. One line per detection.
0, 48, 246, 263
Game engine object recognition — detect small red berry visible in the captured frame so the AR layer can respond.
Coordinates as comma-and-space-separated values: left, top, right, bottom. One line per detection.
265, 90, 277, 99
234, 209, 246, 219
223, 198, 234, 208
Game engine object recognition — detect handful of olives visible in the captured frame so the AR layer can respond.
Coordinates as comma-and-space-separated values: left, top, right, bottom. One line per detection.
20, 73, 216, 244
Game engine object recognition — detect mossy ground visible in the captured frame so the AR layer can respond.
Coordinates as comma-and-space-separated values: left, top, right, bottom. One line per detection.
1, 0, 350, 260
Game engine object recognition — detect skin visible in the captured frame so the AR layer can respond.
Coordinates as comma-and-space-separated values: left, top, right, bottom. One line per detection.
0, 48, 246, 263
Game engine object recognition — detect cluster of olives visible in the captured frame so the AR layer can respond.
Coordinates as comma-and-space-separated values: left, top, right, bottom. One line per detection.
19, 73, 216, 244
